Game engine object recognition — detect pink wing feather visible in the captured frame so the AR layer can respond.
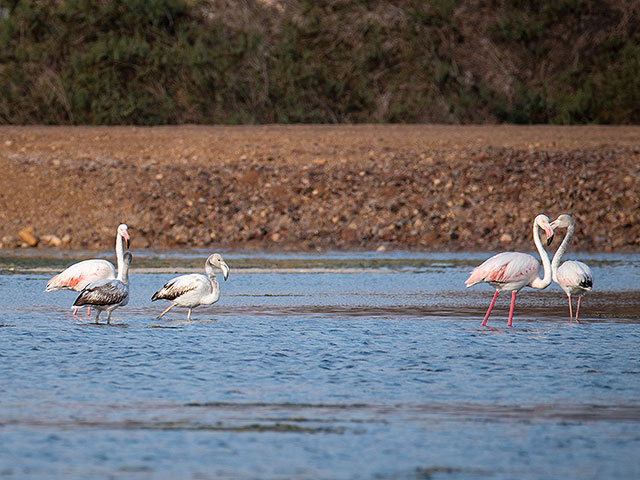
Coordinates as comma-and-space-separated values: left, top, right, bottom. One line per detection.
466, 252, 540, 288
46, 259, 116, 292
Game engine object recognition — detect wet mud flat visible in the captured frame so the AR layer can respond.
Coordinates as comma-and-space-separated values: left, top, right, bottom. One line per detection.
0, 250, 639, 479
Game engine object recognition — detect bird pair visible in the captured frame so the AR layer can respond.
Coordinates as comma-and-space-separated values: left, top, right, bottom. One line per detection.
46, 224, 230, 323
466, 214, 593, 327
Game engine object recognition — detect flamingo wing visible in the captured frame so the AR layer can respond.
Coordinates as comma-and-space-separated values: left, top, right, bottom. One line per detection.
73, 279, 128, 307
466, 252, 539, 287
46, 259, 116, 292
151, 274, 207, 302
557, 260, 593, 291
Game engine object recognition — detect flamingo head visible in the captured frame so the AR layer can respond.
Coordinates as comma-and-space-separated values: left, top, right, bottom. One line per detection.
535, 214, 554, 246
118, 224, 130, 248
550, 214, 575, 231
207, 253, 230, 281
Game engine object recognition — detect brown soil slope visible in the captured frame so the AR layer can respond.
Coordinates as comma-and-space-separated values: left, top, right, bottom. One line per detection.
1, 125, 638, 252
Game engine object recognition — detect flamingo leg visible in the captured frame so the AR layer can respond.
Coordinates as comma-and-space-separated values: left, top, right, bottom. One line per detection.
567, 294, 573, 322
507, 290, 517, 327
575, 296, 582, 324
157, 303, 175, 319
87, 306, 91, 317
107, 311, 112, 324
481, 290, 499, 326
187, 308, 192, 321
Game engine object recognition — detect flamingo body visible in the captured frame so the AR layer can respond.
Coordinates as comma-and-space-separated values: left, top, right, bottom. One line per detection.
152, 274, 214, 307
152, 253, 229, 321
465, 252, 542, 292
556, 260, 593, 297
45, 259, 115, 292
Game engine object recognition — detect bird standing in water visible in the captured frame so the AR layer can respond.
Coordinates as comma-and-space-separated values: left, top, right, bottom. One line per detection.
550, 214, 593, 323
73, 251, 132, 324
152, 253, 230, 321
465, 214, 555, 327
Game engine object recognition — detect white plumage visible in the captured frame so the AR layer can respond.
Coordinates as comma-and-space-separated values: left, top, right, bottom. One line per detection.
465, 214, 555, 327
550, 214, 593, 322
46, 259, 116, 292
465, 251, 543, 292
152, 253, 230, 321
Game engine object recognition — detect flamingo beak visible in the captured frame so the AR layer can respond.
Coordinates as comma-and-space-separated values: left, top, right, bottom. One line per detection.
221, 262, 230, 281
124, 231, 130, 249
544, 224, 554, 246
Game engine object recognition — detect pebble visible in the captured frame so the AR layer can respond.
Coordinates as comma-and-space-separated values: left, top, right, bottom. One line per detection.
18, 227, 38, 247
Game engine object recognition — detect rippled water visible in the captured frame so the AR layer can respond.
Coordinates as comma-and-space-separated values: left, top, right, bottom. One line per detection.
1, 251, 639, 479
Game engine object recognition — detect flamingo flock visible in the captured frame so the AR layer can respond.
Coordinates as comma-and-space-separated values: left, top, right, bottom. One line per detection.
45, 224, 229, 324
45, 214, 592, 326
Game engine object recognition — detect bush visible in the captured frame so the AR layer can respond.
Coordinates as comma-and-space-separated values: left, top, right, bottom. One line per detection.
0, 0, 637, 124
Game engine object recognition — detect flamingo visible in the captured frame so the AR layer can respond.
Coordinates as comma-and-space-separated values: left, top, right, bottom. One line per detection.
72, 251, 132, 324
151, 253, 230, 321
45, 224, 130, 315
550, 214, 593, 323
465, 214, 555, 327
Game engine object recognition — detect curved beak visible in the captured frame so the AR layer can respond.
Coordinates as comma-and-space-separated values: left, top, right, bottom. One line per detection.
221, 261, 230, 281
543, 222, 554, 246
123, 230, 131, 249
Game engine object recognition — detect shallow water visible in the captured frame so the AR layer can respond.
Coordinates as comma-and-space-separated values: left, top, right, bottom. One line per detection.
1, 251, 639, 479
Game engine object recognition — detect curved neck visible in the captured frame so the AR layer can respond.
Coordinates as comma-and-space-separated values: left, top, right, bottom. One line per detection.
551, 224, 574, 282
530, 221, 552, 289
203, 262, 221, 304
115, 231, 125, 278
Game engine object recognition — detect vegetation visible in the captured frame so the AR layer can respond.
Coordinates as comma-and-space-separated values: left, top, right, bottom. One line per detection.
0, 0, 637, 124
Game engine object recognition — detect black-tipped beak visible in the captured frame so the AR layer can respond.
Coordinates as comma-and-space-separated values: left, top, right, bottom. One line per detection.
126, 238, 130, 249
547, 234, 554, 246
222, 263, 230, 281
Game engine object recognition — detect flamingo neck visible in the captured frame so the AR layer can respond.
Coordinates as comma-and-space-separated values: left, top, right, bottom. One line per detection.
115, 231, 125, 278
551, 223, 574, 283
529, 220, 552, 289
118, 261, 130, 284
202, 262, 221, 304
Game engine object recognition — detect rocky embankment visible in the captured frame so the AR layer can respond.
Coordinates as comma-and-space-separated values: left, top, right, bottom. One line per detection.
1, 125, 638, 252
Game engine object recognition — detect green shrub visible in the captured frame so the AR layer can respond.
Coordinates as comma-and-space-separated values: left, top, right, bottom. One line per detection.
0, 0, 637, 124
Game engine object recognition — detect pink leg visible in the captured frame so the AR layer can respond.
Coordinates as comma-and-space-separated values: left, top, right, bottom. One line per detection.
72, 307, 79, 316
575, 296, 582, 324
567, 294, 573, 322
87, 306, 91, 317
481, 290, 499, 326
507, 291, 517, 327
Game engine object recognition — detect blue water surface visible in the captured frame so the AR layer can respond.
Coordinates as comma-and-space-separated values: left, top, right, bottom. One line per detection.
1, 251, 639, 479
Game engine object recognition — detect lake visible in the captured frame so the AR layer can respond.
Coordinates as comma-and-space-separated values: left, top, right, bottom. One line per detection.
1, 250, 639, 479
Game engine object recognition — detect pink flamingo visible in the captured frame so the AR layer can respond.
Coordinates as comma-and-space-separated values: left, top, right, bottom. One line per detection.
45, 224, 130, 315
465, 214, 555, 327
550, 214, 593, 323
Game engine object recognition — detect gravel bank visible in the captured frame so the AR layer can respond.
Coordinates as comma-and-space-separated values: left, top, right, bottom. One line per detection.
1, 125, 638, 252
